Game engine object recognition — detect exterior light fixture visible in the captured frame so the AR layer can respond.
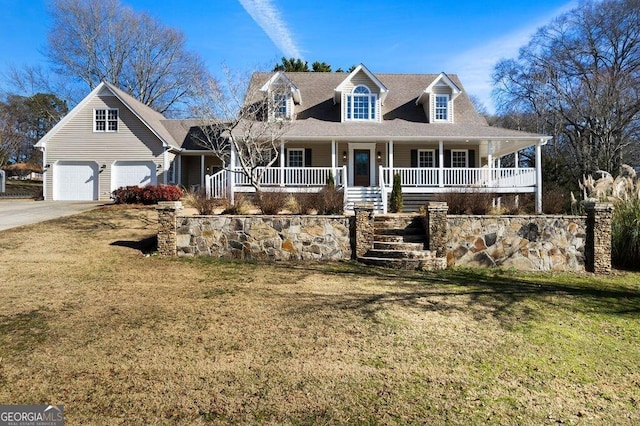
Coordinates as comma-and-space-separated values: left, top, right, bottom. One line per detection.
100, 164, 106, 169
377, 151, 382, 163
342, 151, 347, 161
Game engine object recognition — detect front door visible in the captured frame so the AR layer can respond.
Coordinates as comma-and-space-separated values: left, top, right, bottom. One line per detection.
354, 150, 371, 187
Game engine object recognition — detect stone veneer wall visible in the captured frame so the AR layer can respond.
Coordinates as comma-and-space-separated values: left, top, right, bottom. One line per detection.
175, 215, 352, 260
446, 215, 587, 271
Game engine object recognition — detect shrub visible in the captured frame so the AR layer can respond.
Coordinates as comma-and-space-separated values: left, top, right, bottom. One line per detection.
326, 171, 335, 188
221, 194, 250, 215
389, 173, 403, 213
436, 191, 495, 215
294, 192, 318, 214
317, 186, 343, 215
112, 185, 183, 205
542, 185, 571, 214
612, 197, 640, 269
256, 190, 289, 214
183, 189, 220, 215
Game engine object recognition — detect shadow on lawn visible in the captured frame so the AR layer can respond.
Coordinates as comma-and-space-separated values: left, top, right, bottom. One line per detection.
110, 235, 157, 254
274, 262, 640, 326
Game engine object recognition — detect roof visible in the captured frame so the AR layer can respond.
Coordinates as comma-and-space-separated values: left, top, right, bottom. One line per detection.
36, 81, 181, 151
246, 71, 550, 143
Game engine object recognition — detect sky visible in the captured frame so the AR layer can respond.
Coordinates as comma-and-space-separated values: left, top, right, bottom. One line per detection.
0, 0, 578, 112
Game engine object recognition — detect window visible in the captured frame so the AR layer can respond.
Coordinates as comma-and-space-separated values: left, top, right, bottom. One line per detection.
418, 149, 435, 168
94, 108, 118, 132
273, 93, 289, 119
434, 94, 449, 121
288, 148, 304, 167
345, 85, 377, 121
168, 160, 176, 183
451, 150, 468, 168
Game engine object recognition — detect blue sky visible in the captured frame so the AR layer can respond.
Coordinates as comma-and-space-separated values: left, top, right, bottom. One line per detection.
0, 0, 577, 112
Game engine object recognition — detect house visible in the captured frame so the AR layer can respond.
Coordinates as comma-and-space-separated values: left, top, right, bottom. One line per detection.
36, 65, 551, 212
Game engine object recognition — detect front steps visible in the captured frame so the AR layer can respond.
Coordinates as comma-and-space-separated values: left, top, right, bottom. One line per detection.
359, 215, 447, 271
344, 186, 384, 213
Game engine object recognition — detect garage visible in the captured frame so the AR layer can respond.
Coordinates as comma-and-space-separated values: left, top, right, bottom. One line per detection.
53, 161, 99, 200
111, 161, 157, 191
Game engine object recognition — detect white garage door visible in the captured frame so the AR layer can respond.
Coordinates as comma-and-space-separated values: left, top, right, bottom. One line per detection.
53, 161, 99, 200
112, 161, 157, 191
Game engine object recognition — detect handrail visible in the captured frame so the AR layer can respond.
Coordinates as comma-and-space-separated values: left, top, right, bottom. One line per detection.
380, 167, 536, 188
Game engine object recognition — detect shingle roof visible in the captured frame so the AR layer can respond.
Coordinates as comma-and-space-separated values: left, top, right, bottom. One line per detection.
102, 82, 180, 149
247, 72, 549, 141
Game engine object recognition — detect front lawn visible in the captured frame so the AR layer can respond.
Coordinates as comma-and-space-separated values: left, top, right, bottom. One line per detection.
0, 207, 638, 424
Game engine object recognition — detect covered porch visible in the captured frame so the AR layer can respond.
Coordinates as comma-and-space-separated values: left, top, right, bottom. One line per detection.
205, 137, 548, 213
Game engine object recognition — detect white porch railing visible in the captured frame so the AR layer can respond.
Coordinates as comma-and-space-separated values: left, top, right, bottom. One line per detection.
381, 167, 536, 188
206, 167, 346, 198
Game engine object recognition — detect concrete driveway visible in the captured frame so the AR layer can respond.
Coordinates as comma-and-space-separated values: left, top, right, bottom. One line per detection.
0, 200, 107, 232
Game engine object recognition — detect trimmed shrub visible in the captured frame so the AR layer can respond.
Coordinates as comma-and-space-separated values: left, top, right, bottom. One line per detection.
221, 194, 250, 215
326, 171, 335, 188
256, 190, 289, 214
389, 173, 403, 213
436, 191, 495, 215
542, 184, 571, 214
112, 185, 183, 205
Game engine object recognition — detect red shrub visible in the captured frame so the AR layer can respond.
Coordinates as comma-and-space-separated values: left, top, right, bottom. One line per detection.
112, 185, 183, 205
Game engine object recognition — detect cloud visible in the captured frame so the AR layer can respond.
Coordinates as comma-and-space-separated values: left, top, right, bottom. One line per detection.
238, 0, 302, 59
445, 1, 578, 113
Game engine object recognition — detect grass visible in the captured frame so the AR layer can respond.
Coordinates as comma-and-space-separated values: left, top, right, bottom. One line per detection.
3, 179, 43, 196
0, 206, 639, 424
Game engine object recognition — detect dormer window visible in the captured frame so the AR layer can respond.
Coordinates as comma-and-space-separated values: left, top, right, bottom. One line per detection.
346, 85, 378, 121
273, 93, 289, 120
434, 95, 449, 121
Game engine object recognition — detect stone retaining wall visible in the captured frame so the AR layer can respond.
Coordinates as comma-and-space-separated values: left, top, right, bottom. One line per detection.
446, 215, 587, 271
175, 214, 352, 260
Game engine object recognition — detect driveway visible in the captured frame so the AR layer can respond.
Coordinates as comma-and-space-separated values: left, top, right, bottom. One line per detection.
0, 200, 107, 232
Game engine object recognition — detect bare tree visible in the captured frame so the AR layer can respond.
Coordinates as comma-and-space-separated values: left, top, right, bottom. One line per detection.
46, 0, 209, 115
493, 0, 640, 184
190, 67, 292, 193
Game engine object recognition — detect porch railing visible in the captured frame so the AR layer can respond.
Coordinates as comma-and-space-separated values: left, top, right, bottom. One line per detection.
381, 167, 535, 188
206, 166, 346, 199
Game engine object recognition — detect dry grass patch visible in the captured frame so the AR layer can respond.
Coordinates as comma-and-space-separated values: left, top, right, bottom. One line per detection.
0, 206, 639, 424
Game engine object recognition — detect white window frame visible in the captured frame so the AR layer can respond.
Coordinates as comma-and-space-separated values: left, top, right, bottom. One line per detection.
434, 94, 449, 122
168, 160, 176, 184
451, 149, 468, 168
345, 85, 378, 122
287, 148, 304, 167
417, 149, 435, 168
94, 108, 118, 132
272, 92, 290, 120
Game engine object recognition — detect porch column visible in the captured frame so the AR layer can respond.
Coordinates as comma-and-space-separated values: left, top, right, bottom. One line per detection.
487, 141, 493, 187
535, 141, 543, 214
280, 141, 285, 186
438, 140, 444, 187
388, 140, 394, 169
514, 150, 519, 170
177, 154, 182, 186
229, 142, 236, 204
163, 150, 168, 185
331, 140, 336, 169
200, 154, 205, 188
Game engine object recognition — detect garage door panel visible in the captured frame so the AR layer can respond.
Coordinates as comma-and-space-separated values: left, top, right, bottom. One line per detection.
53, 162, 99, 200
112, 161, 157, 191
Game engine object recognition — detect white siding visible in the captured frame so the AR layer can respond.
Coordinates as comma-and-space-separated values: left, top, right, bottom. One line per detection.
44, 95, 165, 200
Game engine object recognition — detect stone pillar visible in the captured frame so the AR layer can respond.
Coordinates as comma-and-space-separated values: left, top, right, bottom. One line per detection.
354, 207, 375, 258
426, 202, 448, 257
156, 201, 183, 257
583, 201, 614, 274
